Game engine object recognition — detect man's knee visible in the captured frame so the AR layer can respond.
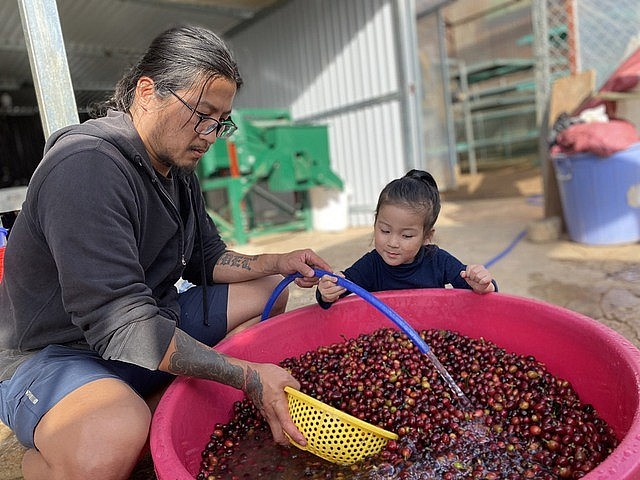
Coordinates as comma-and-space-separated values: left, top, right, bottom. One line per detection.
24, 411, 150, 480
25, 379, 151, 480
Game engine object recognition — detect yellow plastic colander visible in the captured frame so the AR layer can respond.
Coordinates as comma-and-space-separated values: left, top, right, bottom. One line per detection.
284, 386, 398, 465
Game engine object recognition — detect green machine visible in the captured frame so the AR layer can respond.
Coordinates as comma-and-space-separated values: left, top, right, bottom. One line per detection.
197, 109, 344, 245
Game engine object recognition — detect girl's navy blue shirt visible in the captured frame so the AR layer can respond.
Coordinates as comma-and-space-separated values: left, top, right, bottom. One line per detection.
316, 245, 498, 309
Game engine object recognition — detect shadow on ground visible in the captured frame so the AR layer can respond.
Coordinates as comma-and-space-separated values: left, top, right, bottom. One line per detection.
442, 162, 541, 201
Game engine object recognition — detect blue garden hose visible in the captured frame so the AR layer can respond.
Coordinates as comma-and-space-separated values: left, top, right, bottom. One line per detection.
484, 229, 527, 269
261, 268, 431, 354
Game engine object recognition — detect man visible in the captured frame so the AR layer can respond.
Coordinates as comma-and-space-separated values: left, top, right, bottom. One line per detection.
0, 25, 329, 479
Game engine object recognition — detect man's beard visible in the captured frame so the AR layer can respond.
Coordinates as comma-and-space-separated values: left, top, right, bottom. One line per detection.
156, 154, 197, 178
174, 165, 195, 178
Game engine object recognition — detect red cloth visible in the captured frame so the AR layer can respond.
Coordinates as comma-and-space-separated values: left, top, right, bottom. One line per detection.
576, 47, 640, 118
551, 119, 640, 157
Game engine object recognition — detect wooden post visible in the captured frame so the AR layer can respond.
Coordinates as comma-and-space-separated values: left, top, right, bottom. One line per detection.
544, 70, 595, 220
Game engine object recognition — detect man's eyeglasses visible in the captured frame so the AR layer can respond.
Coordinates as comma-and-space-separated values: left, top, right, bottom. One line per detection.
167, 88, 237, 138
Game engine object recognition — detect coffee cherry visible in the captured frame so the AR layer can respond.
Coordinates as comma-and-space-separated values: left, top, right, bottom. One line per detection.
198, 327, 618, 479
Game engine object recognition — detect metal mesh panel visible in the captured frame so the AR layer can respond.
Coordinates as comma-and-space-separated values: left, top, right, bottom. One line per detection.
534, 0, 640, 123
423, 1, 639, 174
576, 0, 640, 89
444, 1, 539, 172
545, 0, 571, 80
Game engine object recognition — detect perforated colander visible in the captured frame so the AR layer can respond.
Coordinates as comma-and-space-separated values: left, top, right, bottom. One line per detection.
284, 386, 398, 465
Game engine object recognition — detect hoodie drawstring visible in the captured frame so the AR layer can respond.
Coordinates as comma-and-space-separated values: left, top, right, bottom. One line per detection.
193, 193, 210, 326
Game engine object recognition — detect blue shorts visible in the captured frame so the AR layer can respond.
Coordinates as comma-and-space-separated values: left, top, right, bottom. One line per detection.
0, 283, 229, 449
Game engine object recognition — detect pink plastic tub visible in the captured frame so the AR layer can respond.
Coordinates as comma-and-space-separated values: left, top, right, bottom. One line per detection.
150, 290, 640, 479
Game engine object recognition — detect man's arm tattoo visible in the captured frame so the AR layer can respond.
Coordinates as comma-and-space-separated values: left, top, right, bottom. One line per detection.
168, 329, 244, 390
218, 252, 257, 271
244, 366, 264, 410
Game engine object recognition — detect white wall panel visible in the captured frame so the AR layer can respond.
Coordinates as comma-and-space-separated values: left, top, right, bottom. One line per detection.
230, 0, 411, 227
330, 102, 406, 227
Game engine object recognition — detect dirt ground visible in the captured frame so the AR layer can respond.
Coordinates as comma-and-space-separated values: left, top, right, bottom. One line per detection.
1, 163, 639, 479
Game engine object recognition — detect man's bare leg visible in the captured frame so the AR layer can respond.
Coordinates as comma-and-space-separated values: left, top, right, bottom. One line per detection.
225, 275, 289, 337
22, 378, 151, 480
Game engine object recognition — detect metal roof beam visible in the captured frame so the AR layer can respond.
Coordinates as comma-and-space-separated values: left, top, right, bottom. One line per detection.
0, 39, 142, 60
116, 0, 256, 19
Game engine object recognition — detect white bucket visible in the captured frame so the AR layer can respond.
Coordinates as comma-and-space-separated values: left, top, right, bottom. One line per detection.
309, 186, 349, 232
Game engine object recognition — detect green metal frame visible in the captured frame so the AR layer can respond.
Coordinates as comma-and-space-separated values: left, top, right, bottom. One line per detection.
199, 175, 313, 245
197, 109, 343, 245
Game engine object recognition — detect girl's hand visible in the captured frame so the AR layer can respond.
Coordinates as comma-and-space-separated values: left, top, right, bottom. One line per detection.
317, 273, 346, 303
460, 264, 495, 294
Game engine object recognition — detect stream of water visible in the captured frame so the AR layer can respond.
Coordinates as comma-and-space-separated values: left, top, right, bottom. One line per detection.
424, 349, 473, 410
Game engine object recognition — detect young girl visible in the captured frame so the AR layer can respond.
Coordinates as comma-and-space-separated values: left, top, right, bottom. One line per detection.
316, 169, 497, 308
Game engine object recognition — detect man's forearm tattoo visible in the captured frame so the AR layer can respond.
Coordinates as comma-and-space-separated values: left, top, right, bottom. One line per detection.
244, 365, 264, 410
218, 252, 257, 271
169, 329, 244, 390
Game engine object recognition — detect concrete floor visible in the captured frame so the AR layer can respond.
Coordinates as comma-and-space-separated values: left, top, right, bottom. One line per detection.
1, 164, 639, 479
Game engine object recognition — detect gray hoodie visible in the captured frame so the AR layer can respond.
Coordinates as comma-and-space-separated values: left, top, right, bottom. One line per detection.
0, 110, 226, 380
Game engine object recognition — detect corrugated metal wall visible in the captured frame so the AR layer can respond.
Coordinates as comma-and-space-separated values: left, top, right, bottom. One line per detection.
229, 0, 411, 227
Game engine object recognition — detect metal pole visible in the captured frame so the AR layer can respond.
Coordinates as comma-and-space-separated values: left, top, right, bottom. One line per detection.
437, 9, 458, 188
565, 0, 580, 74
532, 0, 550, 130
17, 0, 79, 140
395, 0, 425, 172
457, 59, 477, 175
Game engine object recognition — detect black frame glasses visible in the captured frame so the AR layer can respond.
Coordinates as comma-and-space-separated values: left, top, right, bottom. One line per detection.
167, 88, 237, 138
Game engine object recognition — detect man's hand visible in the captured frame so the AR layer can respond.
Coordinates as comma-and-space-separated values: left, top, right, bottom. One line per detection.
275, 249, 332, 288
161, 330, 307, 446
243, 362, 307, 446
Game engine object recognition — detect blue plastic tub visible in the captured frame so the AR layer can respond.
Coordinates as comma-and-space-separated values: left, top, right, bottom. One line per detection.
552, 143, 640, 245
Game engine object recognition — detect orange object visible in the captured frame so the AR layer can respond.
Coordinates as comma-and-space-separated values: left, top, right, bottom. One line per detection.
227, 142, 240, 177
